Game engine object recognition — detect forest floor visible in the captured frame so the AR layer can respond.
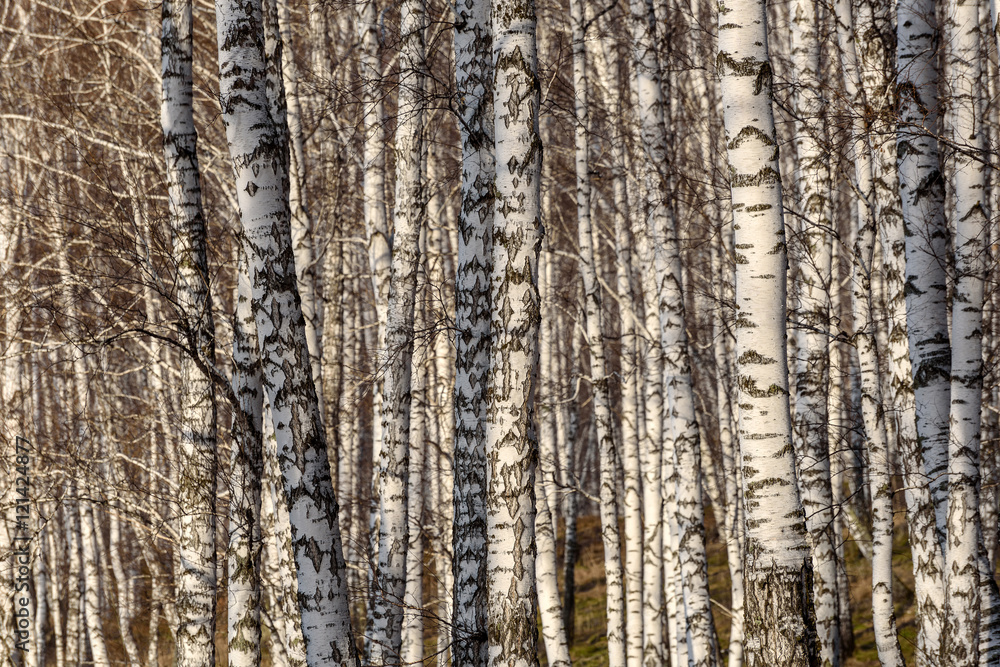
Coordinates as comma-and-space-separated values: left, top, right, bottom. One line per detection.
555, 511, 919, 667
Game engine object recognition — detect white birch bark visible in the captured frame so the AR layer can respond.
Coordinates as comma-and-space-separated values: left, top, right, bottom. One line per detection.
44, 515, 64, 667
711, 227, 745, 667
534, 381, 571, 667
612, 125, 645, 667
451, 0, 493, 658
827, 243, 854, 657
275, 0, 322, 393
788, 0, 839, 661
897, 0, 951, 533
569, 21, 627, 667
109, 507, 140, 667
635, 19, 719, 664
657, 188, 719, 667
79, 501, 109, 667
487, 0, 542, 662
557, 317, 581, 647
943, 0, 992, 661
214, 1, 357, 663
357, 0, 390, 607
622, 5, 671, 666
229, 245, 265, 667
262, 397, 309, 667
716, 0, 819, 661
358, 0, 391, 333
0, 207, 18, 667
161, 0, 219, 661
848, 122, 906, 666
33, 495, 48, 667
400, 295, 427, 667
589, 30, 645, 667
536, 248, 571, 667
425, 182, 457, 667
65, 501, 82, 667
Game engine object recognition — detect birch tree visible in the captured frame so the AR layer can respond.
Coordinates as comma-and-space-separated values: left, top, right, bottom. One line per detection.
716, 0, 819, 661
788, 0, 839, 660
228, 246, 265, 667
942, 0, 994, 661
486, 0, 543, 663
161, 0, 219, 661
896, 0, 950, 533
213, 1, 357, 664
843, 82, 906, 662
839, 0, 949, 656
451, 0, 493, 658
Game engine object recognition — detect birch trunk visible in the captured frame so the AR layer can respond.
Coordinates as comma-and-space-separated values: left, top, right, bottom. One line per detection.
80, 501, 110, 667
275, 0, 322, 393
589, 29, 644, 667
0, 215, 13, 667
788, 0, 839, 660
558, 321, 580, 648
622, 3, 671, 664
897, 0, 950, 534
214, 2, 357, 663
161, 0, 219, 661
712, 228, 744, 667
45, 516, 64, 667
943, 0, 992, 661
827, 244, 854, 656
450, 0, 493, 657
66, 501, 81, 667
534, 406, 571, 667
400, 290, 427, 667
358, 0, 390, 605
537, 248, 571, 667
716, 0, 820, 661
229, 245, 265, 667
487, 0, 543, 662
848, 122, 906, 666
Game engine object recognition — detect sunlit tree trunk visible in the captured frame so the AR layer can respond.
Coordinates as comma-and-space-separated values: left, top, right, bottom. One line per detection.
229, 246, 265, 667
847, 115, 906, 666
400, 332, 426, 667
788, 0, 839, 661
711, 225, 745, 667
486, 0, 543, 662
274, 0, 322, 394
570, 15, 627, 667
717, 0, 819, 661
214, 1, 357, 663
261, 400, 308, 667
943, 0, 995, 661
161, 0, 219, 662
589, 31, 644, 667
536, 249, 571, 667
896, 0, 950, 535
79, 501, 110, 667
357, 0, 391, 620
